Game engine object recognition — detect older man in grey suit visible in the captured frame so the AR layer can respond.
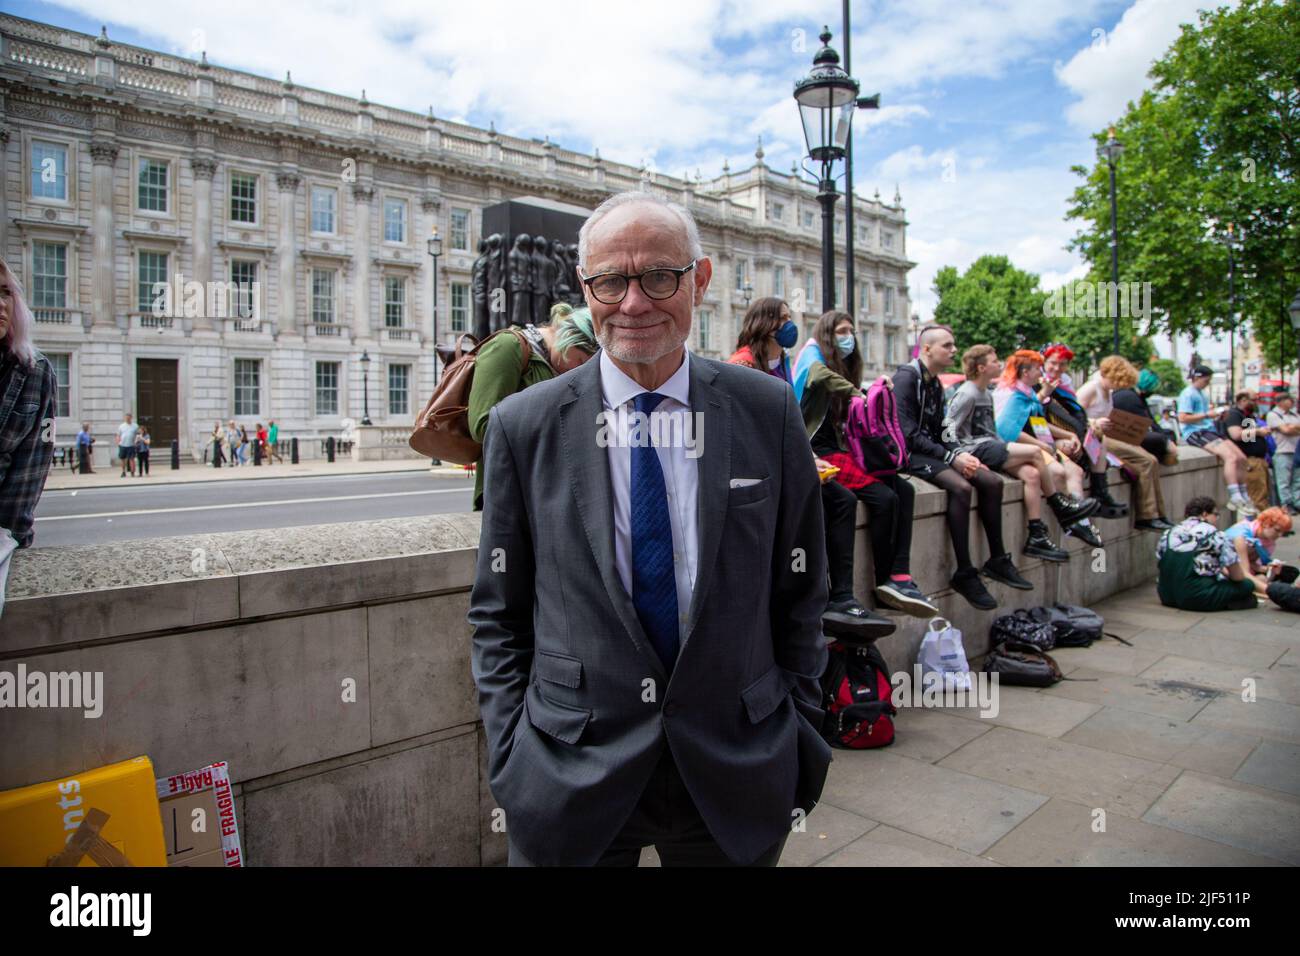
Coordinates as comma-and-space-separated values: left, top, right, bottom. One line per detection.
468, 191, 831, 866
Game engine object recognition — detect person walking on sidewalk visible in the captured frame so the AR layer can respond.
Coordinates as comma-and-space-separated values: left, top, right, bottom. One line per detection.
117, 413, 139, 478
75, 422, 95, 473
255, 422, 268, 464
225, 420, 242, 467
135, 426, 151, 477
268, 418, 284, 464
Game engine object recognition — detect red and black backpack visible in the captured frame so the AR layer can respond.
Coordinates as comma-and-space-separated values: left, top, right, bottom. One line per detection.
819, 640, 897, 748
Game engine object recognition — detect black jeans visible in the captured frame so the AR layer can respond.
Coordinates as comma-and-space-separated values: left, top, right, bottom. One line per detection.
507, 747, 788, 867
822, 478, 858, 601
855, 473, 915, 585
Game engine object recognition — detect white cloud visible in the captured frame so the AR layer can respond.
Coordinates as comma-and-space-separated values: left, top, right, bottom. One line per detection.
1055, 0, 1230, 130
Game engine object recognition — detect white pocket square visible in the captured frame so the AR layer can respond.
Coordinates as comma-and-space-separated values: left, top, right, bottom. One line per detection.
730, 477, 763, 488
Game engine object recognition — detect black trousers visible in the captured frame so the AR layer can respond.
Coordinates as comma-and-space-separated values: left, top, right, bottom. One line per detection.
822, 474, 915, 599
507, 747, 788, 867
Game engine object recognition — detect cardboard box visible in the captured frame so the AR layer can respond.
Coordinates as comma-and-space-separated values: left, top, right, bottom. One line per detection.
156, 761, 243, 867
0, 756, 168, 867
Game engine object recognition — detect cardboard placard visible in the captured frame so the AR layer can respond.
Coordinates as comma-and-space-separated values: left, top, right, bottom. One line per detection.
155, 761, 243, 867
1105, 407, 1154, 447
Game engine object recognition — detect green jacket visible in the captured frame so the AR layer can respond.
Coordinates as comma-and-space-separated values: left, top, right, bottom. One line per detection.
799, 361, 862, 452
468, 329, 556, 511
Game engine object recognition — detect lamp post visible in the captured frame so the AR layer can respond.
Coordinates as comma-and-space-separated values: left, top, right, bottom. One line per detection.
1097, 126, 1124, 354
1289, 289, 1300, 395
359, 349, 372, 426
794, 26, 860, 312
741, 280, 753, 309
840, 0, 880, 316
427, 228, 443, 385
1212, 223, 1243, 396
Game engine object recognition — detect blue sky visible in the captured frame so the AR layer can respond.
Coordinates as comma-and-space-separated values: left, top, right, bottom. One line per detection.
8, 0, 1233, 358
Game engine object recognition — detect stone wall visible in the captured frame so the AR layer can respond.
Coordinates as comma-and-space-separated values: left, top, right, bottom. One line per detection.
0, 448, 1222, 865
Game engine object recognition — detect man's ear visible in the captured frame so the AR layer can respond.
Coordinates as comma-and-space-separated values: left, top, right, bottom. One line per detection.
693, 256, 712, 305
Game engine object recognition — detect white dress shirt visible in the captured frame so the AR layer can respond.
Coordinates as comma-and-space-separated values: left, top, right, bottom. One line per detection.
599, 349, 700, 640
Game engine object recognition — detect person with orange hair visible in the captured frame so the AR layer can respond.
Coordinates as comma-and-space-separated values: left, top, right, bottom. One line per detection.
994, 349, 1105, 548
1224, 507, 1295, 597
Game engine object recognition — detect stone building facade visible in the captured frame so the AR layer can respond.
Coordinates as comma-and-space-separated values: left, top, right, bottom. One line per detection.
0, 14, 915, 460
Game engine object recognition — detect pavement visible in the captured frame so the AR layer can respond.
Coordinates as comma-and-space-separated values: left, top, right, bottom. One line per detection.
653, 537, 1300, 867
42, 456, 474, 490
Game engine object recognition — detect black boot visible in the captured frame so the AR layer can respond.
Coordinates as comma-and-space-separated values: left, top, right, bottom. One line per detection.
983, 553, 1034, 590
951, 567, 998, 610
1047, 491, 1099, 527
1024, 519, 1069, 563
823, 597, 897, 644
1065, 517, 1104, 548
1089, 470, 1128, 519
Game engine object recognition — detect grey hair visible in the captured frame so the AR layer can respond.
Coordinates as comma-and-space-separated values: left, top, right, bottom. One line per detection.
576, 190, 704, 273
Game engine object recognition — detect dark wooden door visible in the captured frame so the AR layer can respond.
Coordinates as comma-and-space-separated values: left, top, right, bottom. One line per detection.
136, 359, 178, 447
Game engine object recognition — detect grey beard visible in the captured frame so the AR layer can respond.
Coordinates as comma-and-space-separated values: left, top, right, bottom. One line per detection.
596, 315, 689, 364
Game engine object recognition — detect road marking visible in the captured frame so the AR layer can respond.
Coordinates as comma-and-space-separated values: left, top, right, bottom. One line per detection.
38, 487, 469, 521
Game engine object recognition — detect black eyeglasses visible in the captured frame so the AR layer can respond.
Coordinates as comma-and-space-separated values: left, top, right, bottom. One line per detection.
579, 260, 696, 304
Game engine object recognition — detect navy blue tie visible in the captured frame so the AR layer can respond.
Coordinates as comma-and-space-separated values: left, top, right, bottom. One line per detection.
630, 392, 680, 672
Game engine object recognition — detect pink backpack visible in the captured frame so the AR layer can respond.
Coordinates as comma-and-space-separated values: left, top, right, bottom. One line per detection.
844, 381, 909, 477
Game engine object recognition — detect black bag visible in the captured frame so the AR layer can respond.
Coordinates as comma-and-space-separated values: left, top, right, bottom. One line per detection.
1029, 603, 1103, 647
983, 641, 1063, 687
819, 641, 897, 749
990, 609, 1055, 652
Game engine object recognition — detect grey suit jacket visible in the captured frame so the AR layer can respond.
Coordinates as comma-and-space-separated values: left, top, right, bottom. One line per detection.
467, 350, 831, 866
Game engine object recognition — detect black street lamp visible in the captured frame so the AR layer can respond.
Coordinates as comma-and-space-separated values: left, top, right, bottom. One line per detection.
1288, 289, 1300, 394
1097, 126, 1124, 353
741, 280, 753, 309
359, 349, 372, 426
427, 228, 443, 385
794, 26, 860, 312
1212, 222, 1243, 396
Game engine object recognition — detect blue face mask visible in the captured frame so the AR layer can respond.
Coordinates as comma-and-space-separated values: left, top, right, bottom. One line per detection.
775, 320, 798, 349
835, 334, 856, 357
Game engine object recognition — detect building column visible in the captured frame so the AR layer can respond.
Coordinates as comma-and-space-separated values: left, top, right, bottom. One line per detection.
89, 139, 119, 329
190, 155, 217, 330
352, 184, 374, 341
0, 124, 9, 257
275, 172, 301, 335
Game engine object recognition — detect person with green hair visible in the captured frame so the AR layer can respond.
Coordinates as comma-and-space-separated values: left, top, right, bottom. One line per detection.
1113, 366, 1179, 468
467, 308, 598, 511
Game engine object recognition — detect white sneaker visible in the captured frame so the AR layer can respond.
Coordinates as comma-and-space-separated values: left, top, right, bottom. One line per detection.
1228, 495, 1257, 517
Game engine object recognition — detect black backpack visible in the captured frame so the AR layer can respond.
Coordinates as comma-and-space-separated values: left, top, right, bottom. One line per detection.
1028, 604, 1103, 647
983, 641, 1063, 687
819, 641, 897, 749
990, 609, 1055, 652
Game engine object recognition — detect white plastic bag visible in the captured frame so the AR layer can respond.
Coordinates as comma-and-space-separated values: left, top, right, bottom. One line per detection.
917, 617, 972, 693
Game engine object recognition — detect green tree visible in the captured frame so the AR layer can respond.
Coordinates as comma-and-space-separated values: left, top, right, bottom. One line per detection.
1065, 0, 1299, 371
1042, 278, 1153, 379
1144, 357, 1186, 396
932, 255, 1050, 361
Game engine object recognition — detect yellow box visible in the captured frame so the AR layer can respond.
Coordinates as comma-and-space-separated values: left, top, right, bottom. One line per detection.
0, 756, 167, 867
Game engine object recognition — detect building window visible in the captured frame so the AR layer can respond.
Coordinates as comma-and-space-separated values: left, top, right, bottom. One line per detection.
858, 223, 870, 241
771, 201, 785, 222
858, 282, 871, 312
802, 209, 815, 230
311, 269, 336, 325
885, 331, 897, 366
32, 241, 68, 318
233, 359, 261, 416
384, 276, 406, 328
697, 309, 711, 351
804, 270, 816, 305
138, 251, 169, 314
834, 219, 843, 236
311, 187, 337, 234
47, 353, 71, 417
229, 172, 258, 223
137, 158, 169, 213
383, 199, 407, 243
315, 362, 340, 416
30, 140, 68, 200
450, 208, 471, 251
884, 285, 895, 316
388, 364, 410, 416
450, 282, 469, 332
882, 231, 895, 250
734, 258, 748, 292
230, 260, 258, 318
774, 264, 785, 299
861, 330, 872, 365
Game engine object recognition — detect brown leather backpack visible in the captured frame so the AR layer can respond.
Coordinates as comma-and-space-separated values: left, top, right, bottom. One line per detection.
408, 327, 533, 464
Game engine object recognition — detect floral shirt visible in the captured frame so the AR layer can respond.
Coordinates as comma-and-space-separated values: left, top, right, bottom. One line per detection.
1156, 517, 1237, 578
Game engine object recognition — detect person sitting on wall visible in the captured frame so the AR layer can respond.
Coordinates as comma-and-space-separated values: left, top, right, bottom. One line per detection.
1155, 496, 1257, 612
1178, 366, 1254, 517
1112, 368, 1178, 466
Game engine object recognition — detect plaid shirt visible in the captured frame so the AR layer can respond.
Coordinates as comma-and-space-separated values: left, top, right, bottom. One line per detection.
0, 347, 58, 548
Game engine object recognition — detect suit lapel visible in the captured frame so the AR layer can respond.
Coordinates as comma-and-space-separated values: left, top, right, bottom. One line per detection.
683, 354, 729, 645
558, 357, 665, 679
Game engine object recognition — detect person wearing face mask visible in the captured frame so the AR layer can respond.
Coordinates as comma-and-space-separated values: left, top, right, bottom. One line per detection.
793, 311, 939, 624
728, 297, 796, 384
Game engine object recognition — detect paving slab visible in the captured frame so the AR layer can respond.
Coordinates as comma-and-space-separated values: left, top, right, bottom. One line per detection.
940, 686, 1101, 738
1232, 741, 1300, 797
816, 824, 1001, 867
1042, 667, 1221, 721
1048, 642, 1167, 678
985, 797, 1284, 866
1139, 655, 1300, 707
1060, 707, 1260, 780
821, 750, 1047, 855
887, 708, 993, 763
1124, 628, 1289, 670
778, 803, 878, 868
938, 727, 1182, 819
1188, 695, 1300, 744
1142, 771, 1300, 865
1100, 607, 1203, 633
